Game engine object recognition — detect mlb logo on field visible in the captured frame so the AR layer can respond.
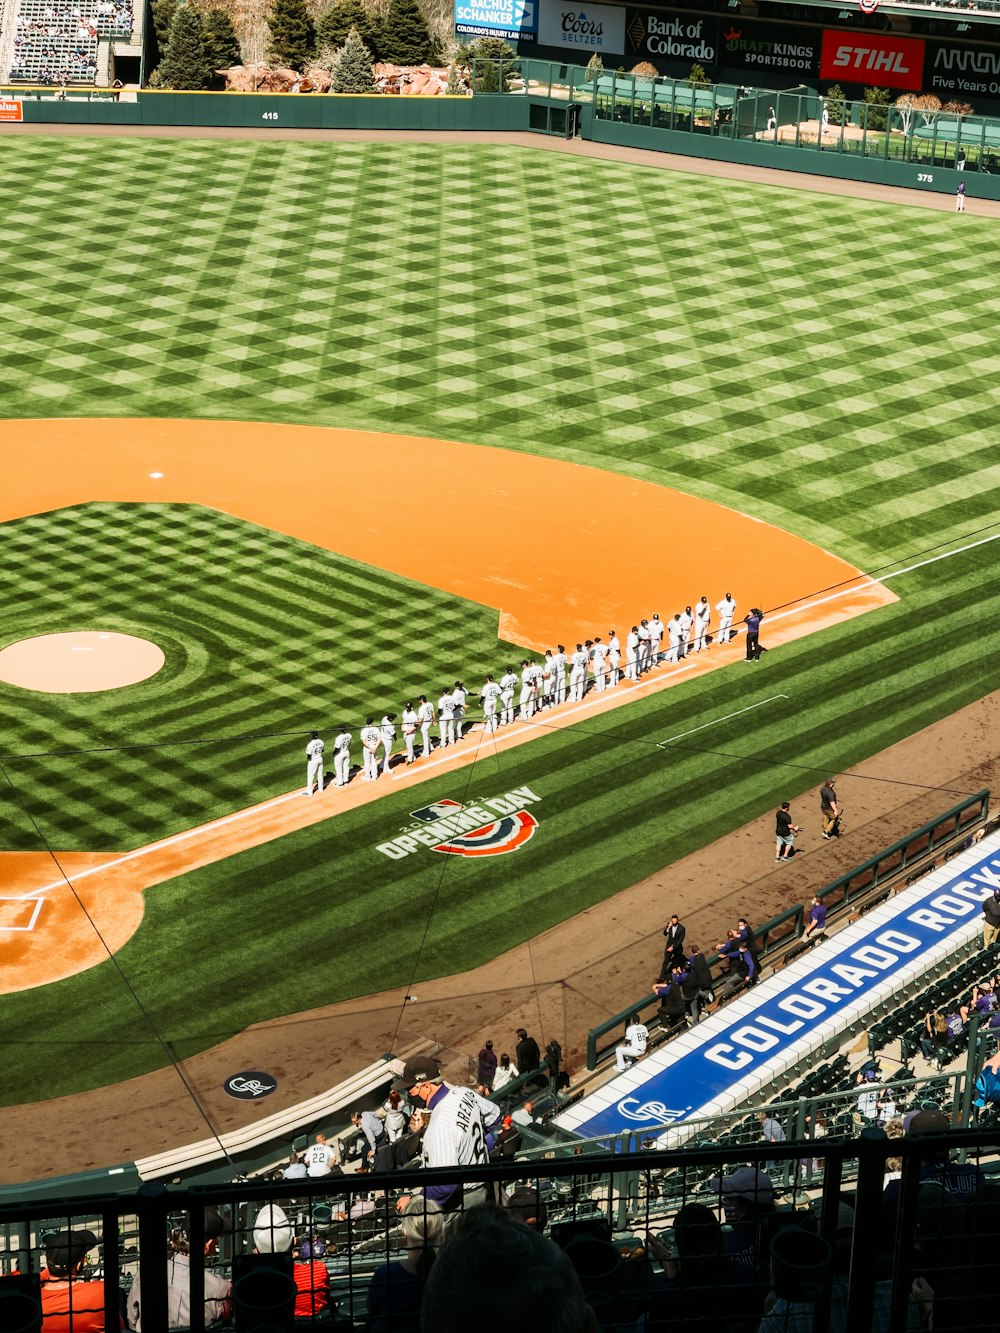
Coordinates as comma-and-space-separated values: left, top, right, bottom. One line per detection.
410, 800, 463, 822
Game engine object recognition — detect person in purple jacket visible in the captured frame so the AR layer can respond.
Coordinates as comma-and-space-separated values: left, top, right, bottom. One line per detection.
803, 896, 827, 940
744, 607, 764, 660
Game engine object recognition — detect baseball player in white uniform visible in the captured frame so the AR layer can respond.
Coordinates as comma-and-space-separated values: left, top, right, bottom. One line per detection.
437, 688, 455, 748
591, 636, 608, 692
568, 643, 588, 702
551, 645, 568, 705
626, 626, 640, 681
541, 652, 555, 709
451, 682, 468, 740
417, 695, 435, 757
667, 614, 684, 662
679, 607, 694, 655
649, 614, 665, 665
608, 631, 621, 687
380, 713, 397, 775
519, 660, 536, 720
480, 675, 501, 733
637, 620, 652, 675
499, 666, 517, 725
332, 726, 352, 787
615, 1013, 650, 1072
716, 593, 737, 644
693, 596, 711, 651
305, 731, 325, 796
401, 704, 418, 764
360, 718, 381, 780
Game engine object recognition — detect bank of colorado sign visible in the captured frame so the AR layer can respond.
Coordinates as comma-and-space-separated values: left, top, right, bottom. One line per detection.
537, 0, 625, 53
454, 0, 536, 37
820, 28, 924, 90
626, 10, 715, 63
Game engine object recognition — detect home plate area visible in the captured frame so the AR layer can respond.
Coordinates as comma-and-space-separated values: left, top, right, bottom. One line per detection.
0, 897, 43, 932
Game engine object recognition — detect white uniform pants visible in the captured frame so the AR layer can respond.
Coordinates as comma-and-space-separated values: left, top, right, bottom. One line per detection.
593, 666, 606, 692
420, 722, 433, 756
484, 704, 498, 733
334, 750, 350, 786
626, 648, 637, 681
615, 1040, 645, 1072
519, 688, 534, 720
363, 749, 379, 780
382, 742, 393, 774
500, 693, 514, 725
666, 637, 680, 663
694, 621, 709, 651
454, 709, 464, 740
555, 672, 566, 705
719, 615, 733, 643
440, 718, 455, 747
403, 730, 416, 763
609, 654, 620, 687
306, 756, 324, 795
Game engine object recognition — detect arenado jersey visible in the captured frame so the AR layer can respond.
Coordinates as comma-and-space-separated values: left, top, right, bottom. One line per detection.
422, 1084, 501, 1172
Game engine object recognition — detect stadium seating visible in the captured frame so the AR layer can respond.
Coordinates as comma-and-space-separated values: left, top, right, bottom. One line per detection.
7, 0, 131, 84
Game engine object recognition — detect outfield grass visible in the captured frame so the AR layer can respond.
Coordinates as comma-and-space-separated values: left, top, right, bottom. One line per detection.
1, 138, 999, 1101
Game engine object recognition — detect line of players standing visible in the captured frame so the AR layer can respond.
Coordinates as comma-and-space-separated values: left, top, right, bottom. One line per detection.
304, 593, 740, 795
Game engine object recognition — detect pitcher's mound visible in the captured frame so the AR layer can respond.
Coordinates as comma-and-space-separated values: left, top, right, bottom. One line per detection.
0, 631, 164, 694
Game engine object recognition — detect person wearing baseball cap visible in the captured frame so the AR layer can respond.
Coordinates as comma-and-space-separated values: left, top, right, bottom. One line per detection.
128, 1209, 231, 1331
252, 1204, 330, 1321
391, 1053, 500, 1210
41, 1228, 120, 1332
709, 1167, 775, 1274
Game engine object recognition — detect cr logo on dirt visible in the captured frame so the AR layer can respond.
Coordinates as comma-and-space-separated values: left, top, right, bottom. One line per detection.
377, 787, 540, 859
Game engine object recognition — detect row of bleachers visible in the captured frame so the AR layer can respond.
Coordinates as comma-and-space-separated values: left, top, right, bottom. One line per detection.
7, 0, 132, 84
868, 945, 997, 1054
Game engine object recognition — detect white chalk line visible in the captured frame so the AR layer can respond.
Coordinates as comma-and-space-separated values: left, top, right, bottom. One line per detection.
656, 695, 790, 748
15, 535, 988, 908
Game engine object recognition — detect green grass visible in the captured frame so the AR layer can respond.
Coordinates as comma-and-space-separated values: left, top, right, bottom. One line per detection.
1, 137, 1000, 1102
0, 502, 522, 850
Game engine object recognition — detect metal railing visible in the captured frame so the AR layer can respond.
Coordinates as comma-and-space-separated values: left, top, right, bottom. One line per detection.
586, 789, 991, 1069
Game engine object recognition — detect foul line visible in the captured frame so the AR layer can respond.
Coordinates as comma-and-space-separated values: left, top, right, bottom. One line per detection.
656, 695, 789, 748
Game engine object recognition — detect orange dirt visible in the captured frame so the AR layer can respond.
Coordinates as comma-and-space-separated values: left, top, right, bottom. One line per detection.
0, 417, 894, 995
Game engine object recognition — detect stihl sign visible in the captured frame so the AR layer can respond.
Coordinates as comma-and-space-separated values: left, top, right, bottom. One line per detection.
820, 29, 924, 90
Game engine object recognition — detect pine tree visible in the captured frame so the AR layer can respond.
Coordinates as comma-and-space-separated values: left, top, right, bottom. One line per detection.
379, 0, 432, 65
150, 0, 177, 59
267, 0, 316, 70
445, 62, 463, 95
159, 5, 215, 88
316, 0, 377, 58
331, 25, 376, 91
202, 8, 242, 71
459, 35, 516, 93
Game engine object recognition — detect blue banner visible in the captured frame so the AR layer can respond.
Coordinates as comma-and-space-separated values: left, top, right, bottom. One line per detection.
560, 837, 1000, 1140
455, 0, 537, 38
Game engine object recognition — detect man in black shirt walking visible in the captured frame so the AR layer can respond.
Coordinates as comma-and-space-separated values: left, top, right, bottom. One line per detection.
775, 802, 802, 862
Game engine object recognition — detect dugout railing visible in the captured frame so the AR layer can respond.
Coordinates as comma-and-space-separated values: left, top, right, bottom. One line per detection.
585, 789, 991, 1070
3, 1127, 1000, 1331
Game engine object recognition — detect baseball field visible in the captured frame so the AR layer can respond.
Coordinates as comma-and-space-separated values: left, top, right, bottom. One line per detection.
1, 133, 999, 1131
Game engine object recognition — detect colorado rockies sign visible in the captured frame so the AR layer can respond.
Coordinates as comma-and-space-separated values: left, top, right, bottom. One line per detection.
377, 787, 540, 859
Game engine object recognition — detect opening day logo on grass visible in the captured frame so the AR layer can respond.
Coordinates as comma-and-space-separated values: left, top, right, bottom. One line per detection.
377, 788, 541, 859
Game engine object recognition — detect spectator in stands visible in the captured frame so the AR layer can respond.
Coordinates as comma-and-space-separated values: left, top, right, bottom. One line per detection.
920, 1007, 964, 1065
759, 1110, 786, 1146
384, 1090, 408, 1142
515, 1027, 541, 1078
615, 1012, 649, 1071
351, 1108, 388, 1167
881, 1108, 986, 1235
476, 1039, 498, 1090
803, 896, 828, 940
252, 1204, 330, 1322
392, 1054, 500, 1211
366, 1196, 445, 1333
686, 945, 715, 1010
42, 1228, 122, 1332
491, 1114, 522, 1159
420, 1204, 597, 1333
708, 1166, 775, 1276
128, 1210, 231, 1331
960, 979, 999, 1023
883, 1116, 905, 1185
855, 1068, 880, 1122
646, 1202, 739, 1328
982, 888, 1000, 947
282, 1151, 308, 1180
492, 1051, 518, 1091
503, 1185, 547, 1230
